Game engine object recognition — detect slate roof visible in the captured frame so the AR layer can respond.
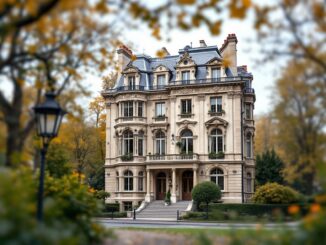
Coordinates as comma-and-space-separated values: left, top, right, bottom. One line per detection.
115, 45, 251, 90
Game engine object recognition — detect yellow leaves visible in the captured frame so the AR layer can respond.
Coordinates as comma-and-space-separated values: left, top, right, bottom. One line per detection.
25, 0, 38, 16
27, 44, 37, 53
64, 67, 78, 76
131, 55, 137, 61
156, 49, 166, 59
35, 80, 43, 89
288, 204, 300, 215
16, 78, 25, 86
151, 26, 161, 40
229, 0, 251, 19
209, 20, 222, 35
312, 2, 324, 19
177, 0, 196, 5
222, 55, 231, 67
310, 203, 321, 214
95, 0, 109, 13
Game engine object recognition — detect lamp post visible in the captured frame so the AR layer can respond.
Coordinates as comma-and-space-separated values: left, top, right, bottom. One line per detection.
33, 92, 66, 222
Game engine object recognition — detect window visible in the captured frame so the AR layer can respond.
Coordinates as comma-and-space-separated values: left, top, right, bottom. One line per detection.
157, 74, 166, 88
181, 71, 190, 84
245, 104, 251, 119
138, 131, 144, 156
122, 130, 133, 155
246, 133, 252, 158
180, 129, 193, 154
210, 97, 222, 113
124, 170, 133, 191
128, 76, 136, 90
181, 99, 192, 114
210, 168, 224, 190
155, 131, 166, 155
138, 171, 144, 191
155, 102, 165, 117
123, 101, 133, 117
209, 129, 223, 153
211, 67, 220, 80
138, 101, 143, 117
116, 172, 119, 191
123, 201, 132, 211
247, 172, 252, 193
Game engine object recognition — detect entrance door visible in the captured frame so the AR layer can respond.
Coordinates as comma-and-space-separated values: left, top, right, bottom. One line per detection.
156, 172, 166, 200
182, 170, 193, 200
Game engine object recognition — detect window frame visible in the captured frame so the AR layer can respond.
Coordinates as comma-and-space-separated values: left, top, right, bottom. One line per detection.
180, 129, 193, 154
124, 170, 133, 191
181, 70, 190, 83
128, 75, 136, 90
211, 67, 221, 80
157, 74, 166, 88
210, 168, 224, 191
155, 131, 166, 155
155, 102, 166, 117
210, 97, 222, 113
122, 130, 133, 155
123, 101, 133, 117
246, 133, 252, 158
137, 101, 143, 117
209, 128, 224, 153
181, 99, 192, 114
138, 171, 144, 191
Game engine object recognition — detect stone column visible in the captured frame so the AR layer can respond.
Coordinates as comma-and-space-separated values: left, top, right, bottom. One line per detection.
193, 168, 197, 186
171, 168, 177, 203
145, 169, 151, 202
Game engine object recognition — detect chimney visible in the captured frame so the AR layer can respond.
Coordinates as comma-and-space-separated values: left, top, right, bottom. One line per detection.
219, 34, 238, 75
162, 47, 170, 56
199, 40, 207, 47
117, 44, 133, 75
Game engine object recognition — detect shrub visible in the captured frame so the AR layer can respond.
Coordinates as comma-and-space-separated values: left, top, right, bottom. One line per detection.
253, 182, 301, 204
0, 167, 108, 244
120, 154, 133, 161
165, 190, 171, 204
208, 152, 225, 159
104, 203, 120, 212
192, 181, 221, 218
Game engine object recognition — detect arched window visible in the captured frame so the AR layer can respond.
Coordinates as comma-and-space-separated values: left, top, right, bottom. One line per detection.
138, 131, 144, 156
246, 172, 252, 193
124, 170, 133, 191
116, 171, 119, 191
180, 129, 193, 154
155, 131, 166, 155
246, 133, 252, 158
123, 130, 133, 155
138, 171, 144, 191
209, 129, 223, 153
210, 168, 224, 190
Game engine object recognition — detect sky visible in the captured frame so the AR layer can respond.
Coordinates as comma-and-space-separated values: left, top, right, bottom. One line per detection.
86, 8, 276, 116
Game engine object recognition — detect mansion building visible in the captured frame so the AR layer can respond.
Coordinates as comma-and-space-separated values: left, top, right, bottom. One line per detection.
102, 34, 255, 211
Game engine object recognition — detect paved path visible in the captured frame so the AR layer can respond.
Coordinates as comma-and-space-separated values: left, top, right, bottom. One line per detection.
97, 218, 299, 230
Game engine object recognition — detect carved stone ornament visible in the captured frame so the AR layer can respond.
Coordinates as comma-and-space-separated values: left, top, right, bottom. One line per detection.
205, 117, 228, 128
176, 119, 197, 126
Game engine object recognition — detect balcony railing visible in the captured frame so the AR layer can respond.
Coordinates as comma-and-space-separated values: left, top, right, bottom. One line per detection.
147, 153, 199, 161
152, 116, 167, 122
244, 88, 255, 94
104, 76, 249, 93
115, 116, 146, 123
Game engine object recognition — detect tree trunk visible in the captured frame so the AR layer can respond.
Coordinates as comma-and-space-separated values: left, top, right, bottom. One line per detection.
5, 118, 23, 167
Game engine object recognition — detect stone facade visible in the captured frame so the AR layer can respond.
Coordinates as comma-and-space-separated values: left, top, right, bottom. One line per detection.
102, 35, 255, 211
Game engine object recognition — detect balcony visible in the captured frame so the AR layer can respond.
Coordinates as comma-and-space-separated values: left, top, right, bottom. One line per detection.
244, 88, 255, 94
152, 115, 167, 122
115, 116, 146, 124
105, 85, 166, 93
179, 113, 193, 119
168, 77, 247, 86
146, 153, 199, 161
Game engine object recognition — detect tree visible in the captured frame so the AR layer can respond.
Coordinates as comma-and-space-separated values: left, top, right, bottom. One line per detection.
255, 149, 285, 187
45, 142, 72, 178
192, 181, 221, 219
273, 60, 325, 195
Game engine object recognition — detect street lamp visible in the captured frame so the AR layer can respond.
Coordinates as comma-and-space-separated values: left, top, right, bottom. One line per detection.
34, 92, 66, 222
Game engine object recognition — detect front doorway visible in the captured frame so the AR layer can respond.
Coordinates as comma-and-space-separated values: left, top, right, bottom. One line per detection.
156, 172, 166, 200
182, 170, 193, 200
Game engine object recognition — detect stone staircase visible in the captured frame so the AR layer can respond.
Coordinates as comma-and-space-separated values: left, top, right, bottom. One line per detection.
136, 201, 190, 220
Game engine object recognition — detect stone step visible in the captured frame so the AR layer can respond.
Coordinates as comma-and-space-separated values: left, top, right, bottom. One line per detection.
137, 201, 190, 219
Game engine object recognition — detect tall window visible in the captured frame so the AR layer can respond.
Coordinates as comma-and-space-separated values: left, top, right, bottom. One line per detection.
128, 76, 135, 90
247, 172, 252, 193
116, 172, 119, 191
245, 104, 251, 119
210, 129, 223, 153
155, 131, 166, 155
211, 67, 220, 80
157, 74, 166, 88
210, 168, 224, 190
122, 130, 133, 155
138, 101, 143, 117
123, 201, 132, 211
138, 131, 144, 156
123, 101, 133, 117
155, 102, 165, 117
246, 133, 252, 158
181, 99, 192, 114
138, 171, 144, 191
181, 71, 190, 84
180, 129, 193, 154
124, 170, 133, 191
210, 97, 222, 113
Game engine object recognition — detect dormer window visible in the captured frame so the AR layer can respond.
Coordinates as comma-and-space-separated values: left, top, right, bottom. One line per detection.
157, 74, 166, 88
128, 76, 135, 90
182, 71, 190, 84
212, 67, 220, 81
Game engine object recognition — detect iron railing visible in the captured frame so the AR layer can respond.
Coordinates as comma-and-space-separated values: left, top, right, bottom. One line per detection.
147, 153, 199, 161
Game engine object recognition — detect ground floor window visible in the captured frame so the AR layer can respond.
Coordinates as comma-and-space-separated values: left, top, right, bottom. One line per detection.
246, 172, 252, 193
138, 171, 144, 191
123, 201, 132, 211
210, 168, 224, 191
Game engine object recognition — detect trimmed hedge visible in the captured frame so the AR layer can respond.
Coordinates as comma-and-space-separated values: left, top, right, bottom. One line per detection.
104, 203, 120, 212
97, 212, 127, 218
200, 203, 309, 215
